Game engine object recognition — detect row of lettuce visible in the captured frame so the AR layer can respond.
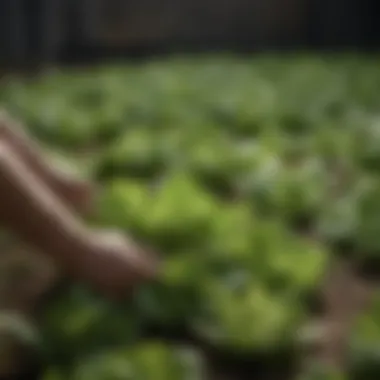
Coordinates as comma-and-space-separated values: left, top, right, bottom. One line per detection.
1, 56, 380, 378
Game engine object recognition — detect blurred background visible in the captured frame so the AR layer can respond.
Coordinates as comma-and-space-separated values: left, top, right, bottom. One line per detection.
0, 0, 380, 68
2, 2, 380, 380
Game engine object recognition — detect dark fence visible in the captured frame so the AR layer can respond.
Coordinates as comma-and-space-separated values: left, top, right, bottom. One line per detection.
0, 0, 378, 68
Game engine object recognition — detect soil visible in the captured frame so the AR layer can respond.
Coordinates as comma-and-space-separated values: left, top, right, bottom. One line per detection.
299, 258, 376, 378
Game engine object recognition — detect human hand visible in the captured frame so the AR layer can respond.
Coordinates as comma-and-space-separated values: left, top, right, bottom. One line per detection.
75, 229, 159, 299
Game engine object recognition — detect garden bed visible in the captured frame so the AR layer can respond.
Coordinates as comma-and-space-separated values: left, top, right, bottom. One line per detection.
1, 54, 380, 379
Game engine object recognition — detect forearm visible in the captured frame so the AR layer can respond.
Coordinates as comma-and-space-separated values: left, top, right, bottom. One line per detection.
0, 143, 90, 270
0, 112, 71, 188
0, 111, 92, 213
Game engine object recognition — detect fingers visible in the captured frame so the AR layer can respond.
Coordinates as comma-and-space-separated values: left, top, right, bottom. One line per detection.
119, 235, 159, 280
81, 230, 160, 298
95, 230, 158, 274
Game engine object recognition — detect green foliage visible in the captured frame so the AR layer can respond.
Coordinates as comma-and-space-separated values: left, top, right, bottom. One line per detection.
3, 55, 380, 378
59, 343, 203, 380
348, 294, 380, 379
40, 287, 140, 366
298, 365, 347, 380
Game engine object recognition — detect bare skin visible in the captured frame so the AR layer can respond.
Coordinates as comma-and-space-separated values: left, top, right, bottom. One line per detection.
0, 111, 157, 299
0, 112, 92, 214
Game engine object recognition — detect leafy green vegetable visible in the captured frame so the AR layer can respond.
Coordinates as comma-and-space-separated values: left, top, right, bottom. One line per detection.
2, 55, 380, 379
